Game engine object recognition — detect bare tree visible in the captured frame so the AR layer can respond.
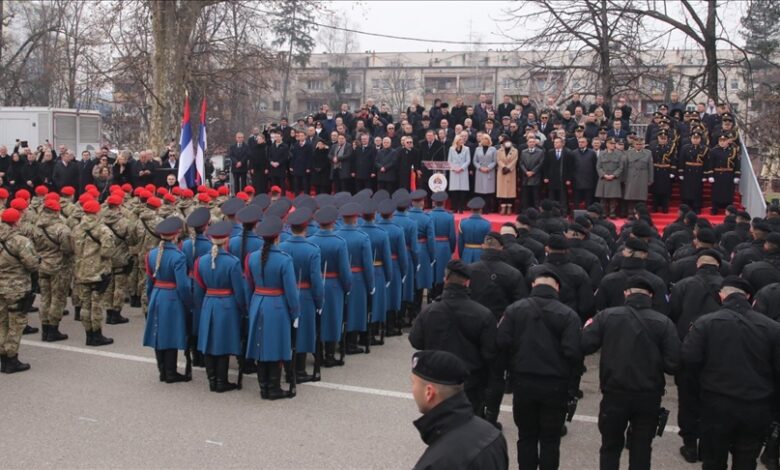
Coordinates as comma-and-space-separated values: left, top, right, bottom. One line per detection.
378, 58, 418, 115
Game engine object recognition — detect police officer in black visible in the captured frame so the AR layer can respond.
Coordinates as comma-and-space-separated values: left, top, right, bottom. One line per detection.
730, 218, 772, 276
669, 228, 731, 282
682, 276, 780, 470
582, 276, 679, 470
409, 260, 498, 417
563, 223, 604, 285
754, 282, 780, 322
741, 232, 780, 291
497, 224, 538, 277
497, 268, 582, 470
596, 238, 668, 315
513, 216, 546, 262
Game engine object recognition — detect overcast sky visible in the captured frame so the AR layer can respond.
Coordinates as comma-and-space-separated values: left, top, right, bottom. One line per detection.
320, 1, 745, 53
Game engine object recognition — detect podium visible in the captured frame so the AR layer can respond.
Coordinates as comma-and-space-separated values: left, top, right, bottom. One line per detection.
421, 161, 451, 192
422, 161, 452, 172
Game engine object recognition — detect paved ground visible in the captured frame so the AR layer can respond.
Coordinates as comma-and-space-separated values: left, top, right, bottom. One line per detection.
2, 303, 697, 469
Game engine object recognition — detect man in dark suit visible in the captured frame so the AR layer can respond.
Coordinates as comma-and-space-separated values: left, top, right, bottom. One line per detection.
228, 132, 251, 192
418, 130, 444, 184
543, 136, 574, 212
78, 150, 98, 194
267, 130, 289, 193
156, 148, 179, 187
329, 133, 354, 193
497, 95, 515, 120
51, 150, 80, 191
132, 149, 158, 188
353, 133, 376, 192
397, 136, 420, 191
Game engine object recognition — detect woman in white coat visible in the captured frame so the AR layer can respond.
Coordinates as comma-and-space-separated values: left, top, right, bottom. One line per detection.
472, 133, 497, 213
447, 135, 471, 213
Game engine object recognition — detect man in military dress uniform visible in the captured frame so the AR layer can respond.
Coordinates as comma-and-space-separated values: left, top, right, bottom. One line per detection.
429, 191, 456, 300
408, 190, 435, 322
707, 134, 740, 215
458, 197, 491, 264
649, 129, 677, 213
678, 131, 709, 213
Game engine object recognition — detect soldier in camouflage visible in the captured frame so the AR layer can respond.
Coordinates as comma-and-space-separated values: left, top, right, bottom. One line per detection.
102, 194, 133, 325
132, 196, 163, 317
127, 188, 146, 308
72, 200, 115, 346
0, 208, 39, 374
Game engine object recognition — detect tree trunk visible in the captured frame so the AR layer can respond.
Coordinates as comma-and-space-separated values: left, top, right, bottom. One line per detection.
704, 0, 719, 101
280, 5, 296, 119
598, 0, 612, 102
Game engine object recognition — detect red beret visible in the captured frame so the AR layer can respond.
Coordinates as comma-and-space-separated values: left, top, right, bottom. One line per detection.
144, 184, 155, 193
82, 200, 101, 214
218, 186, 229, 196
84, 184, 97, 192
181, 189, 194, 199
87, 188, 100, 198
197, 193, 211, 204
121, 184, 133, 193
35, 185, 49, 196
197, 185, 208, 193
10, 198, 28, 211
270, 185, 282, 194
243, 186, 256, 194
107, 195, 123, 207
109, 185, 122, 193
164, 194, 176, 204
15, 189, 30, 200
207, 189, 219, 198
146, 197, 162, 209
43, 199, 61, 212
60, 186, 75, 196
78, 193, 94, 205
156, 187, 168, 196
0, 188, 9, 199
1, 208, 20, 224
236, 191, 249, 201
139, 190, 152, 201
133, 187, 144, 197
44, 192, 60, 201
171, 187, 182, 196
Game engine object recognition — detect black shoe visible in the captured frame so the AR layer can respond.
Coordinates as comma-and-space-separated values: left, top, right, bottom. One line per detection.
130, 296, 141, 308
345, 332, 364, 354
41, 324, 50, 341
560, 424, 568, 437
85, 330, 94, 346
155, 350, 165, 382
22, 325, 38, 335
163, 350, 189, 383
241, 360, 257, 375
47, 324, 68, 342
257, 362, 269, 398
294, 353, 314, 383
0, 354, 6, 373
680, 443, 699, 463
192, 350, 205, 368
74, 307, 81, 321
106, 309, 129, 325
265, 363, 287, 400
215, 356, 237, 392
204, 355, 217, 392
4, 355, 30, 374
89, 329, 114, 347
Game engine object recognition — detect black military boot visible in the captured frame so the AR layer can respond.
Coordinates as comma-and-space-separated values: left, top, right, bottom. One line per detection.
90, 329, 113, 347
283, 360, 294, 384
241, 359, 257, 375
85, 330, 94, 346
680, 440, 699, 463
105, 310, 116, 325
4, 354, 30, 373
130, 295, 141, 308
47, 323, 68, 342
294, 353, 314, 383
22, 325, 38, 335
369, 323, 383, 346
163, 349, 188, 383
385, 311, 401, 336
62, 309, 69, 317
215, 355, 237, 393
257, 362, 269, 398
345, 332, 364, 355
266, 362, 286, 400
322, 342, 338, 367
190, 336, 204, 368
203, 355, 217, 391
106, 309, 129, 325
73, 306, 81, 321
41, 324, 50, 341
0, 354, 6, 373
155, 350, 165, 382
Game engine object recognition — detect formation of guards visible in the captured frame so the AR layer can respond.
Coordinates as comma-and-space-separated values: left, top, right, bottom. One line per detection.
3, 177, 780, 470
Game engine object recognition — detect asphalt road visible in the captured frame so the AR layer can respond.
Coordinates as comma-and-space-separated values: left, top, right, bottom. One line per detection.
2, 303, 697, 469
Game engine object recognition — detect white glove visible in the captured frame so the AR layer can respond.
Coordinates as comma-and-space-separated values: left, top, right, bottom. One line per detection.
734, 177, 740, 184
370, 288, 376, 295
670, 174, 675, 179
708, 177, 715, 183
385, 282, 391, 289
702, 178, 707, 182
678, 175, 684, 181
416, 264, 421, 272
293, 318, 299, 328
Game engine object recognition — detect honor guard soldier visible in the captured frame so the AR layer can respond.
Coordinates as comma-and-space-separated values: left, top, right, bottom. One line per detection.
707, 134, 740, 215
32, 198, 72, 342
221, 197, 246, 237
279, 207, 324, 382
358, 201, 393, 346
132, 195, 163, 317
408, 190, 436, 320
308, 206, 351, 367
193, 221, 246, 392
245, 216, 299, 400
392, 192, 419, 326
682, 277, 780, 470
410, 260, 498, 416
182, 207, 213, 366
73, 200, 115, 347
678, 130, 709, 213
229, 204, 263, 264
582, 276, 680, 470
429, 191, 456, 299
649, 129, 677, 213
458, 197, 491, 263
143, 217, 193, 383
337, 202, 375, 354
497, 268, 583, 470
376, 199, 408, 337
0, 209, 39, 373
411, 350, 509, 470
102, 195, 132, 325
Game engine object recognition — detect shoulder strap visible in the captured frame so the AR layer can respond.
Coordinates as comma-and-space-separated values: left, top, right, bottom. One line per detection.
141, 218, 161, 240
85, 229, 101, 245
40, 226, 60, 247
0, 237, 22, 264
104, 222, 126, 242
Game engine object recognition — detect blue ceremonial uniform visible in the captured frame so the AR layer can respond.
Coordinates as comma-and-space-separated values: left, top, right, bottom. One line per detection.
378, 218, 408, 312
429, 207, 456, 285
244, 247, 299, 361
193, 249, 246, 356
308, 229, 351, 342
393, 210, 419, 303
230, 223, 243, 238
143, 242, 193, 350
306, 221, 319, 237
458, 214, 491, 263
337, 224, 375, 333
227, 231, 263, 265
279, 235, 324, 353
182, 234, 211, 274
360, 222, 393, 323
408, 207, 436, 289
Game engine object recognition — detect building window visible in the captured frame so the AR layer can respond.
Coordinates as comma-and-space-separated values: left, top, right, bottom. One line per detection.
272, 101, 281, 111
272, 80, 281, 90
502, 78, 513, 90
352, 60, 364, 68
307, 80, 323, 90
305, 100, 319, 112
730, 79, 739, 90
372, 79, 381, 90
320, 61, 328, 68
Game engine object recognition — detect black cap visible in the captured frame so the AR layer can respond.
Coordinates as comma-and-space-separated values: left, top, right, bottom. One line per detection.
266, 198, 292, 218
631, 222, 654, 238
587, 203, 604, 215
445, 259, 470, 279
625, 276, 654, 293
766, 232, 780, 247
696, 228, 716, 244
221, 197, 245, 216
314, 206, 338, 225
467, 197, 485, 210
287, 207, 313, 226
431, 191, 448, 203
410, 189, 427, 201
155, 216, 184, 236
205, 220, 233, 239
236, 205, 263, 225
186, 207, 211, 228
625, 237, 649, 252
530, 266, 561, 286
721, 275, 754, 296
697, 249, 722, 265
567, 223, 587, 236
485, 231, 503, 245
250, 193, 271, 210
339, 202, 361, 217
547, 234, 568, 250
378, 199, 397, 215
255, 215, 283, 238
657, 129, 668, 137
314, 193, 333, 208
411, 350, 469, 386
752, 219, 771, 233
372, 189, 390, 202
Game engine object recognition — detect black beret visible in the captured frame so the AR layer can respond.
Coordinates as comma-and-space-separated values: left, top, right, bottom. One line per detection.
266, 198, 292, 218
540, 199, 554, 211
372, 189, 390, 202
256, 215, 283, 238
378, 199, 397, 215
220, 197, 245, 216
361, 200, 377, 216
737, 210, 751, 220
752, 219, 771, 233
411, 350, 468, 386
186, 207, 211, 228
625, 237, 649, 252
445, 259, 470, 279
155, 216, 184, 236
236, 205, 263, 225
431, 191, 448, 203
766, 232, 780, 247
696, 228, 716, 244
587, 203, 604, 215
530, 266, 562, 286
631, 222, 654, 238
721, 275, 754, 296
625, 276, 654, 293
685, 212, 698, 224
410, 189, 428, 201
287, 207, 312, 226
205, 220, 233, 239
547, 234, 569, 250
697, 249, 722, 265
516, 214, 531, 225
250, 193, 271, 210
695, 218, 713, 230
314, 206, 339, 225
467, 197, 485, 210
574, 215, 592, 228
314, 193, 334, 208
567, 223, 587, 236
485, 231, 503, 245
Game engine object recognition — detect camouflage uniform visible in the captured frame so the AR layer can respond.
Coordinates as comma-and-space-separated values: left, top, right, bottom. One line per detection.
177, 199, 194, 218
31, 210, 73, 328
101, 208, 133, 314
72, 213, 115, 332
64, 203, 84, 311
132, 208, 162, 316
0, 222, 39, 357
126, 198, 144, 301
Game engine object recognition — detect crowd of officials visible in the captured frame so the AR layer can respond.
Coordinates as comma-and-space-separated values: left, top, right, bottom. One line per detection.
0, 92, 769, 470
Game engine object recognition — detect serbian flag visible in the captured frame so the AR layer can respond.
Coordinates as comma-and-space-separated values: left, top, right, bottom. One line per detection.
410, 165, 417, 191
177, 94, 198, 188
195, 98, 207, 186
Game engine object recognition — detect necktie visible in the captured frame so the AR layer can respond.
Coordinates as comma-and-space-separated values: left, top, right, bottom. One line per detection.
556, 150, 561, 160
